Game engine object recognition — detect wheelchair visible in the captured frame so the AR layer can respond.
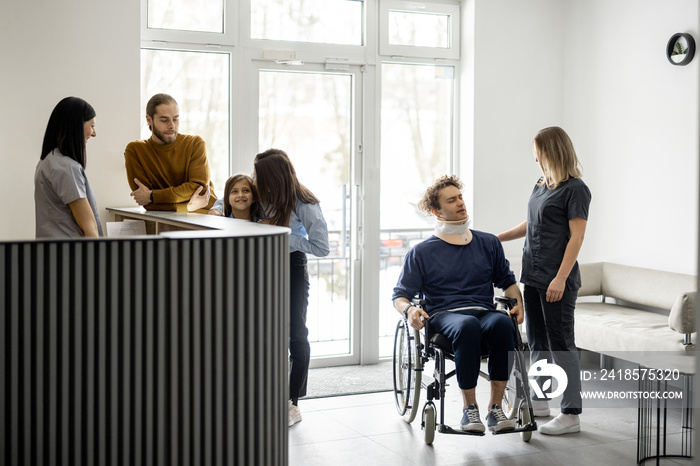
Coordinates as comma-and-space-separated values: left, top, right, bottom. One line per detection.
392, 296, 537, 445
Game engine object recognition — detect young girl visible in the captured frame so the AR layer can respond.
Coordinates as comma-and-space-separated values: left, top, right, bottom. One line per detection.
208, 173, 259, 221
498, 126, 591, 435
34, 97, 102, 238
253, 148, 330, 427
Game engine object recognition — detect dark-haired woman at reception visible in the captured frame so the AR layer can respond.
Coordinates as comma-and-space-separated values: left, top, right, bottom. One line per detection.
254, 148, 329, 427
34, 97, 102, 238
498, 126, 591, 435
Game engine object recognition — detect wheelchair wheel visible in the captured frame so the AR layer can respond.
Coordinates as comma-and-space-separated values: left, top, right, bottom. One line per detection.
422, 402, 436, 445
502, 369, 520, 420
392, 320, 422, 423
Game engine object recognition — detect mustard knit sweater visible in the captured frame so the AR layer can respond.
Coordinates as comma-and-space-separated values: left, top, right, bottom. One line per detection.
124, 134, 218, 212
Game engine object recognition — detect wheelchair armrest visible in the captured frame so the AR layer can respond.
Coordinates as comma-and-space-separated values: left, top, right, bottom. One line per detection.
408, 293, 429, 333
495, 296, 517, 309
412, 298, 427, 308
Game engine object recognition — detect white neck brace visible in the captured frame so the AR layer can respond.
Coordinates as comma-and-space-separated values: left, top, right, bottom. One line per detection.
434, 217, 472, 245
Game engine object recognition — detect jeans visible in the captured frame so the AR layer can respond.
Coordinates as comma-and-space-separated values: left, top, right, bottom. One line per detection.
524, 284, 582, 414
429, 308, 515, 390
289, 251, 310, 400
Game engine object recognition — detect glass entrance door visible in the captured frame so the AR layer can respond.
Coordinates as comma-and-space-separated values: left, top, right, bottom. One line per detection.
257, 64, 361, 366
378, 63, 455, 358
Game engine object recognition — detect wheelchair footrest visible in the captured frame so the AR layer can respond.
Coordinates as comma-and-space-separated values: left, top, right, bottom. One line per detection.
491, 422, 538, 435
437, 424, 485, 437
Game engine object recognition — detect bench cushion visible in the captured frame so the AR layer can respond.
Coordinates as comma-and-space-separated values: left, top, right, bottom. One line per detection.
669, 291, 697, 334
599, 263, 696, 311
575, 302, 695, 353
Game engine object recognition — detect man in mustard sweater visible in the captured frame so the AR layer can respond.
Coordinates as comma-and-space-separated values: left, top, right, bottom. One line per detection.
125, 93, 217, 212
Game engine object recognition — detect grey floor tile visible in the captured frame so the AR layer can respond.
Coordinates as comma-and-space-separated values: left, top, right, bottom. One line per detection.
288, 409, 364, 446
301, 391, 392, 412
323, 400, 420, 437
290, 357, 695, 466
289, 436, 416, 466
370, 428, 549, 465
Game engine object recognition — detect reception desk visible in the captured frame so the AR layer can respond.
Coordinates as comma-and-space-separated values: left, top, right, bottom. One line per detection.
107, 206, 259, 235
1, 209, 290, 466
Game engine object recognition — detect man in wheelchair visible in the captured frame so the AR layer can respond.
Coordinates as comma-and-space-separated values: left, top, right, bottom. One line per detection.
392, 175, 524, 434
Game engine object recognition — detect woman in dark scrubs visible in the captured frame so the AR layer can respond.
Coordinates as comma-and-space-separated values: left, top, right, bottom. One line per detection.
498, 126, 591, 435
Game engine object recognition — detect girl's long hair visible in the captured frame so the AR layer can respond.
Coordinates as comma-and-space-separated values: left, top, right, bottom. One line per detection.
222, 173, 259, 220
41, 97, 96, 168
534, 126, 583, 189
253, 148, 319, 226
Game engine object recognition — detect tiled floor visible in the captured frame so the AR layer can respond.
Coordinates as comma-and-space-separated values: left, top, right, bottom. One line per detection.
290, 360, 694, 466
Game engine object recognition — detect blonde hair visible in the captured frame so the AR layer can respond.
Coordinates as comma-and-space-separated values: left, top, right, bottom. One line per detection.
533, 126, 583, 189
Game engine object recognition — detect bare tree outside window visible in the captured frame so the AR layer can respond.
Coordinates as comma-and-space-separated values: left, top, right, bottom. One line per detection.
251, 0, 362, 45
141, 49, 230, 195
259, 69, 354, 357
148, 0, 224, 33
388, 10, 450, 48
378, 63, 454, 357
380, 63, 453, 230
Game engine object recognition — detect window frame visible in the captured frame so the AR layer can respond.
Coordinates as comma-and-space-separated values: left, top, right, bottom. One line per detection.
141, 0, 238, 45
378, 0, 460, 60
239, 1, 368, 64
248, 0, 366, 48
139, 0, 464, 366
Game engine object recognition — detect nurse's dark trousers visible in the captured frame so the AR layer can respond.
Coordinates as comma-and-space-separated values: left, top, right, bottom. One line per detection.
524, 285, 582, 414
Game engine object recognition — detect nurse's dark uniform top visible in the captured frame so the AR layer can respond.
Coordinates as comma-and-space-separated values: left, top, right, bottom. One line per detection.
520, 177, 592, 290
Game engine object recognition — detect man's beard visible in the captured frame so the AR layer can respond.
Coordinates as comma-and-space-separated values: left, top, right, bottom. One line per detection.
152, 127, 177, 144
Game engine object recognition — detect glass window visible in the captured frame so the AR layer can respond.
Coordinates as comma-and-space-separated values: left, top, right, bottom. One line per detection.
379, 0, 459, 59
147, 0, 225, 33
378, 63, 454, 357
251, 0, 363, 45
388, 10, 450, 48
259, 69, 354, 357
140, 49, 230, 194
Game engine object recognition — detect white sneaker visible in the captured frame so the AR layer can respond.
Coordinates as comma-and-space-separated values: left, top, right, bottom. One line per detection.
531, 400, 550, 417
539, 414, 580, 435
288, 400, 302, 427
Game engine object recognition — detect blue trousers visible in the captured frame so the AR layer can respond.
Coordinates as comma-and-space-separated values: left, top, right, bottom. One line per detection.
429, 308, 515, 390
524, 285, 582, 414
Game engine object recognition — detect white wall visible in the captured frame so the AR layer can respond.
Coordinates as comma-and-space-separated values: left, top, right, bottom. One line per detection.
465, 0, 566, 273
0, 0, 141, 240
467, 0, 699, 276
563, 0, 699, 275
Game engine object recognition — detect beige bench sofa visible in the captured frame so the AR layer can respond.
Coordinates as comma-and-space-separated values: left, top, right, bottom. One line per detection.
575, 262, 697, 354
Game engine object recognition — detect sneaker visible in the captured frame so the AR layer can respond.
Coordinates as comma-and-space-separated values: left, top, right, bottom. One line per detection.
288, 400, 302, 427
531, 400, 551, 417
460, 404, 485, 433
539, 414, 580, 435
486, 404, 516, 432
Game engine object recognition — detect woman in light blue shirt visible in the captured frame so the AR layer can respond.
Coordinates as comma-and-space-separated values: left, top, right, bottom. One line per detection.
254, 148, 330, 427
